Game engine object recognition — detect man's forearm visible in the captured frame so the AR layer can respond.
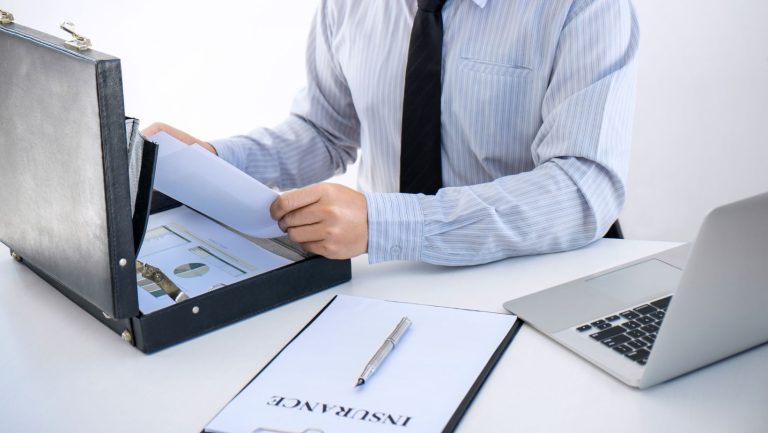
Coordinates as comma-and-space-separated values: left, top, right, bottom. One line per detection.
210, 113, 357, 190
366, 158, 623, 266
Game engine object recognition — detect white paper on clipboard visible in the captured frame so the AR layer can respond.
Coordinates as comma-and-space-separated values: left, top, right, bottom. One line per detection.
205, 295, 519, 433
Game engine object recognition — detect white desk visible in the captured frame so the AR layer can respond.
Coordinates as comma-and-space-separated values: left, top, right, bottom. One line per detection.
1, 240, 766, 432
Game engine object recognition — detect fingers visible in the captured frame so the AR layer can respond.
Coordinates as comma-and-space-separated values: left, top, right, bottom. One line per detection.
197, 141, 218, 155
285, 223, 326, 244
273, 183, 368, 260
141, 122, 196, 143
140, 122, 166, 138
140, 122, 217, 155
270, 184, 326, 221
278, 204, 324, 232
298, 241, 333, 258
298, 240, 350, 260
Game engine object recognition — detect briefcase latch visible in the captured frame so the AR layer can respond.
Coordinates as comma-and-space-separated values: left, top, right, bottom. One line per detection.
0, 9, 14, 24
60, 21, 92, 51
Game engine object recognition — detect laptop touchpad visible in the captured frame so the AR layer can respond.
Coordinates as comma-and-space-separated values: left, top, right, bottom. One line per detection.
506, 259, 682, 333
587, 259, 680, 302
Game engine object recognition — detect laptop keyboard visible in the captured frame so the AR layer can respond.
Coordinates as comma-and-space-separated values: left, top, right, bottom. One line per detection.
574, 295, 673, 366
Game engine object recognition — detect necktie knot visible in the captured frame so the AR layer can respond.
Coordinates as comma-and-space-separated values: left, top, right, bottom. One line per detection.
417, 0, 447, 13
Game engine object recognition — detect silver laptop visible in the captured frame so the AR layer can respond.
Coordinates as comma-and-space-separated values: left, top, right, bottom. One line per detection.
503, 192, 768, 388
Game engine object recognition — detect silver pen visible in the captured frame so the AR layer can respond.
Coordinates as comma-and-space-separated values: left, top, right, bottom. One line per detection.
356, 316, 412, 387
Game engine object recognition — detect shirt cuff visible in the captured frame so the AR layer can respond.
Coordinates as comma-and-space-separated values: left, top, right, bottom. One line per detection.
365, 192, 424, 263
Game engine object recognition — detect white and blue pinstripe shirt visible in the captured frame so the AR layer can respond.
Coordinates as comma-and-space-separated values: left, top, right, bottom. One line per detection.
212, 0, 639, 265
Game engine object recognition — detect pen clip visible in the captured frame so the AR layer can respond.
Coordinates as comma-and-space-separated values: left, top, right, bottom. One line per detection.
388, 317, 412, 346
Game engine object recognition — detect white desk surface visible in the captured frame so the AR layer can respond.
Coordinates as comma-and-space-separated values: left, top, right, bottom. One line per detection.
1, 239, 766, 432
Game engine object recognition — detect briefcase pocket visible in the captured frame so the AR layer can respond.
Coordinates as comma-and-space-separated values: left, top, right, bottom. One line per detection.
131, 134, 158, 254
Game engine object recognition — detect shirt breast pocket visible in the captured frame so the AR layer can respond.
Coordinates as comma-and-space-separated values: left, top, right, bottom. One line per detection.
446, 56, 540, 174
458, 56, 533, 77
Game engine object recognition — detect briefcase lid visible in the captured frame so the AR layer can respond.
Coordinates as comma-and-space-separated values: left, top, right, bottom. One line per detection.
0, 20, 139, 319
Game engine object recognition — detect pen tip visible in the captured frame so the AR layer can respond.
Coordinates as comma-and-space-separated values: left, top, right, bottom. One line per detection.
356, 378, 365, 387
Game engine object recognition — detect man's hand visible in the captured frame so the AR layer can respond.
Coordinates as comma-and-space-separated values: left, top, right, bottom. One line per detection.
141, 122, 218, 155
270, 183, 368, 260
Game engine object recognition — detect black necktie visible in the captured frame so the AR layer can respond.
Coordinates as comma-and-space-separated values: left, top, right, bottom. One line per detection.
400, 0, 447, 195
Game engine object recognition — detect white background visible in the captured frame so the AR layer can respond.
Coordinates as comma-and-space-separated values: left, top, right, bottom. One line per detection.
4, 0, 767, 242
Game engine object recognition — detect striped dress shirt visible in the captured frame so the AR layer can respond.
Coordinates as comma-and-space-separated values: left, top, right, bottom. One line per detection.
211, 0, 640, 265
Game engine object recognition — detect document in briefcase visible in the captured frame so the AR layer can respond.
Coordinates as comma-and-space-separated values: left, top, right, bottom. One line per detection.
0, 16, 350, 353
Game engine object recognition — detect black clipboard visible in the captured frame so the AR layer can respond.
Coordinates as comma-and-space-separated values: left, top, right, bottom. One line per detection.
203, 295, 523, 433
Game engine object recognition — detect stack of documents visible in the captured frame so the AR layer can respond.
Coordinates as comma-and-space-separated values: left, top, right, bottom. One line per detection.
135, 206, 293, 313
205, 295, 521, 433
134, 133, 294, 313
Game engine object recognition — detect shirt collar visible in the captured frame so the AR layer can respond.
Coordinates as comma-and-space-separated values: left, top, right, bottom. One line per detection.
469, 0, 488, 8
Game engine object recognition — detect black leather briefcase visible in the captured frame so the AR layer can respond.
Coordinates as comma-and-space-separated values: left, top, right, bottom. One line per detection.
0, 16, 350, 353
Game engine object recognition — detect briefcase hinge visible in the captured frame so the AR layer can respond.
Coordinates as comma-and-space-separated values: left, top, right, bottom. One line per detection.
59, 21, 92, 51
0, 9, 14, 24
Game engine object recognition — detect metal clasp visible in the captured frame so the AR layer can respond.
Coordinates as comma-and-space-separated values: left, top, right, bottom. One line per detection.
0, 9, 14, 24
60, 21, 91, 51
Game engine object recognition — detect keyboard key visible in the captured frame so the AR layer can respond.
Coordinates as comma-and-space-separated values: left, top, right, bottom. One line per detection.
634, 304, 657, 315
636, 316, 655, 325
622, 320, 641, 330
590, 326, 626, 341
626, 329, 646, 338
590, 319, 607, 327
649, 311, 665, 321
641, 324, 660, 334
576, 324, 592, 332
641, 335, 656, 344
627, 339, 647, 349
625, 348, 650, 362
605, 315, 621, 322
596, 322, 612, 330
636, 359, 647, 366
613, 344, 632, 354
650, 296, 673, 310
601, 334, 631, 347
620, 310, 640, 320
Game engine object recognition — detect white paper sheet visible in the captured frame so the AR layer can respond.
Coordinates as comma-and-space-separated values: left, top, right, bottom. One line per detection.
150, 130, 187, 158
206, 295, 518, 433
150, 132, 284, 238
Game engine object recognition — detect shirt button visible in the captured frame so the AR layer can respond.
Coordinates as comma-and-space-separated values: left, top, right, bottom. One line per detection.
390, 245, 402, 256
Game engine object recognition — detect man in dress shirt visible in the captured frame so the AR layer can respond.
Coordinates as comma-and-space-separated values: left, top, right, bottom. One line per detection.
145, 0, 639, 266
